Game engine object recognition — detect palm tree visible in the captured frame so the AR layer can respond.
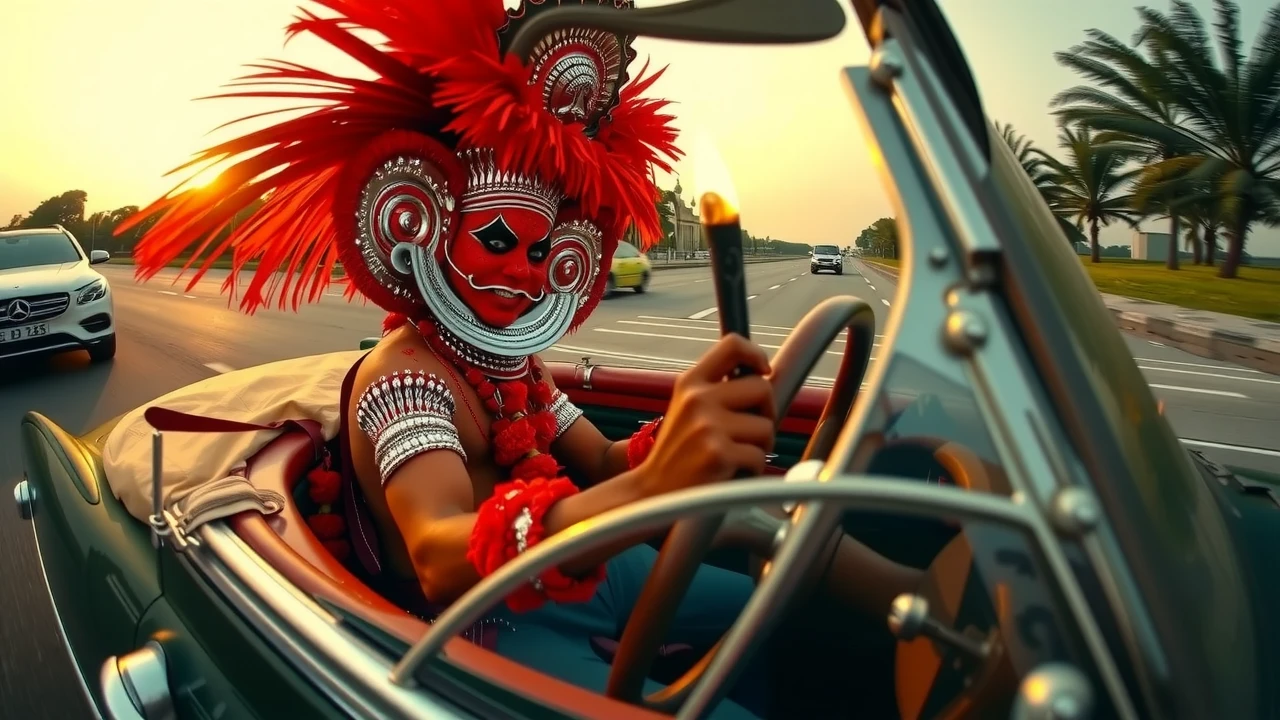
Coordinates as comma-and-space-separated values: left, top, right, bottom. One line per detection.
995, 120, 1089, 247
1034, 124, 1142, 263
1089, 0, 1280, 278
1052, 26, 1191, 270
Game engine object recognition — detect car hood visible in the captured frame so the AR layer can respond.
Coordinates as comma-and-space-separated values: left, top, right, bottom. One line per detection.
813, 254, 841, 260
0, 262, 96, 296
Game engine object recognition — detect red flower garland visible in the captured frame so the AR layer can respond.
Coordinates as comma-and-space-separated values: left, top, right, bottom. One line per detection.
305, 462, 351, 562
467, 477, 602, 612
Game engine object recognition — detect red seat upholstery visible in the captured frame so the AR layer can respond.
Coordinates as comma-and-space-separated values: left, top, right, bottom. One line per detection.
228, 431, 664, 720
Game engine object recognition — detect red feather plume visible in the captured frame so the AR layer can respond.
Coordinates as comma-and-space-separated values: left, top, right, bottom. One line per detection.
117, 0, 682, 314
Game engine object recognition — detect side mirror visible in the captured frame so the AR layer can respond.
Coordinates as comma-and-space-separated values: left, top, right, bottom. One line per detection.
360, 337, 380, 350
89, 250, 110, 265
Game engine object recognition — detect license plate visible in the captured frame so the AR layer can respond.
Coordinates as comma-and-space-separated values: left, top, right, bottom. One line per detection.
0, 323, 48, 343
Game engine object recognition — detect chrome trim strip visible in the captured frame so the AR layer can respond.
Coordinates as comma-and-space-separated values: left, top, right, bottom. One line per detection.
0, 342, 84, 359
191, 523, 457, 719
28, 514, 106, 720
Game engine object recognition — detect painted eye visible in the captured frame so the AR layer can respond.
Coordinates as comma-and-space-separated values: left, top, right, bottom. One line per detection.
528, 233, 551, 263
471, 217, 518, 254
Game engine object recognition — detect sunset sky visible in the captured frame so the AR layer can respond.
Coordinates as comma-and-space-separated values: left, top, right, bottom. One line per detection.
2, 0, 1276, 255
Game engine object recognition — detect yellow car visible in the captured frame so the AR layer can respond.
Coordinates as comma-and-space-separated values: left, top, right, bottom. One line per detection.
606, 240, 652, 294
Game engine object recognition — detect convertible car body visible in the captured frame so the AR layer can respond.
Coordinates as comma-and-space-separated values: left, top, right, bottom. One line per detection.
13, 0, 1278, 718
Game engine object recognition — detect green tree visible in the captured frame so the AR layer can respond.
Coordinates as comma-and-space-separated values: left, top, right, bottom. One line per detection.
1052, 25, 1190, 269
19, 190, 88, 231
865, 217, 899, 258
1033, 124, 1141, 263
656, 189, 677, 247
5, 214, 23, 229
994, 120, 1088, 247
1089, 0, 1280, 277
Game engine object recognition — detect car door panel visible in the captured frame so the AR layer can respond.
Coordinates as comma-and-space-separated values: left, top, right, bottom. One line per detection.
548, 361, 829, 472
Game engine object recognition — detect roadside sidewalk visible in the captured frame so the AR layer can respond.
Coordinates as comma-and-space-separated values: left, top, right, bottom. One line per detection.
860, 259, 1280, 376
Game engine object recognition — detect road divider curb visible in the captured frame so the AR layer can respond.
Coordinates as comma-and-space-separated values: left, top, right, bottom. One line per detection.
858, 260, 1280, 376
1109, 309, 1280, 376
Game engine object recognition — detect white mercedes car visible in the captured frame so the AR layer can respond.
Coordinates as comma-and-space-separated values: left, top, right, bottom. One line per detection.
0, 225, 116, 363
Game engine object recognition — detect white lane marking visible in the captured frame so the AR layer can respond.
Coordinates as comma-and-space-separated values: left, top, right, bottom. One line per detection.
1136, 357, 1259, 373
593, 328, 852, 357
688, 295, 761, 319
868, 285, 876, 291
159, 290, 179, 296
638, 315, 887, 338
696, 279, 711, 283
768, 284, 781, 290
1138, 366, 1280, 385
1180, 439, 1280, 458
184, 294, 198, 299
204, 362, 235, 374
789, 277, 798, 281
1148, 341, 1166, 347
881, 299, 891, 307
1148, 384, 1247, 398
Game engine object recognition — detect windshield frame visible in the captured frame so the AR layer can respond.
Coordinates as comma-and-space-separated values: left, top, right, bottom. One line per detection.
850, 3, 1260, 718
812, 245, 840, 255
0, 231, 84, 271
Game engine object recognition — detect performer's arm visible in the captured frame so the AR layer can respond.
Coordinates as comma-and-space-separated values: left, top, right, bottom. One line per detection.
367, 336, 776, 605
531, 356, 644, 484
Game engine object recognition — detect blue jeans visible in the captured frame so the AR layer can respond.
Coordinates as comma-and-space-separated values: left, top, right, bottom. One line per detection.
492, 544, 765, 719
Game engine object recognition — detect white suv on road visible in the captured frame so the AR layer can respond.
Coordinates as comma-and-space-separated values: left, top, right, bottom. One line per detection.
0, 226, 116, 363
810, 244, 844, 275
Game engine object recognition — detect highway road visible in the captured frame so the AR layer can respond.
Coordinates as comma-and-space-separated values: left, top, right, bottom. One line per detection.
1, 257, 1276, 718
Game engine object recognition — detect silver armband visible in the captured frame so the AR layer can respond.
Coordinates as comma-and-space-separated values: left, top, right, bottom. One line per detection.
547, 390, 583, 439
356, 370, 466, 484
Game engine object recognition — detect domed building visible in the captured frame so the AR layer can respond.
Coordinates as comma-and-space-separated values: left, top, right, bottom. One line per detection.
623, 179, 704, 257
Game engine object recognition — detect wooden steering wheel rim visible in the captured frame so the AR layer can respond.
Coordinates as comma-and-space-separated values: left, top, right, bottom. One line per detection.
604, 296, 878, 710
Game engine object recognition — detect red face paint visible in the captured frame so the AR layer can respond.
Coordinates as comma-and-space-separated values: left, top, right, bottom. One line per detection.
440, 204, 554, 328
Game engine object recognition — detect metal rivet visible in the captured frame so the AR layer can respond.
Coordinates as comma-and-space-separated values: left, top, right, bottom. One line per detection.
928, 247, 949, 268
869, 44, 905, 88
13, 479, 35, 520
770, 522, 789, 553
942, 310, 987, 355
1049, 486, 1100, 536
1011, 663, 1094, 720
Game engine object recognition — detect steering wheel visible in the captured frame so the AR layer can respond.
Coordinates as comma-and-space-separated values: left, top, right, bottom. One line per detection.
603, 295, 876, 711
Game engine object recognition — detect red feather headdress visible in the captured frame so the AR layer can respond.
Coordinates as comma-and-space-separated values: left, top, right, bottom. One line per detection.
118, 0, 681, 316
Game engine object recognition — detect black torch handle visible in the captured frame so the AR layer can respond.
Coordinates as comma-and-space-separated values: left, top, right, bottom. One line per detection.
706, 223, 752, 375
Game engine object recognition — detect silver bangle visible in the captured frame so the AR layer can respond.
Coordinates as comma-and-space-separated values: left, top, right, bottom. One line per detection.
547, 390, 583, 439
512, 506, 545, 592
356, 370, 466, 484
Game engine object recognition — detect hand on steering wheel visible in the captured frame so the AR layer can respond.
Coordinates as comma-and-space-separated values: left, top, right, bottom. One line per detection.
606, 296, 877, 712
632, 334, 777, 498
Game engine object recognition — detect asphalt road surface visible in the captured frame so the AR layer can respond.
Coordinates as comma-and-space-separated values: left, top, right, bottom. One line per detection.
1, 258, 1276, 718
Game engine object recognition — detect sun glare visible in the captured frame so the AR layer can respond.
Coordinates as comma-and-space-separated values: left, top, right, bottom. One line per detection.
183, 165, 223, 191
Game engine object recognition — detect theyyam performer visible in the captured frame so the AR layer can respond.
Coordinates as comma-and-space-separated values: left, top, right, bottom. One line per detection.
121, 1, 920, 714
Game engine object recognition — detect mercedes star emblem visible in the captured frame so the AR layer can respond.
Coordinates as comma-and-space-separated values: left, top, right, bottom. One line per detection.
6, 299, 32, 322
